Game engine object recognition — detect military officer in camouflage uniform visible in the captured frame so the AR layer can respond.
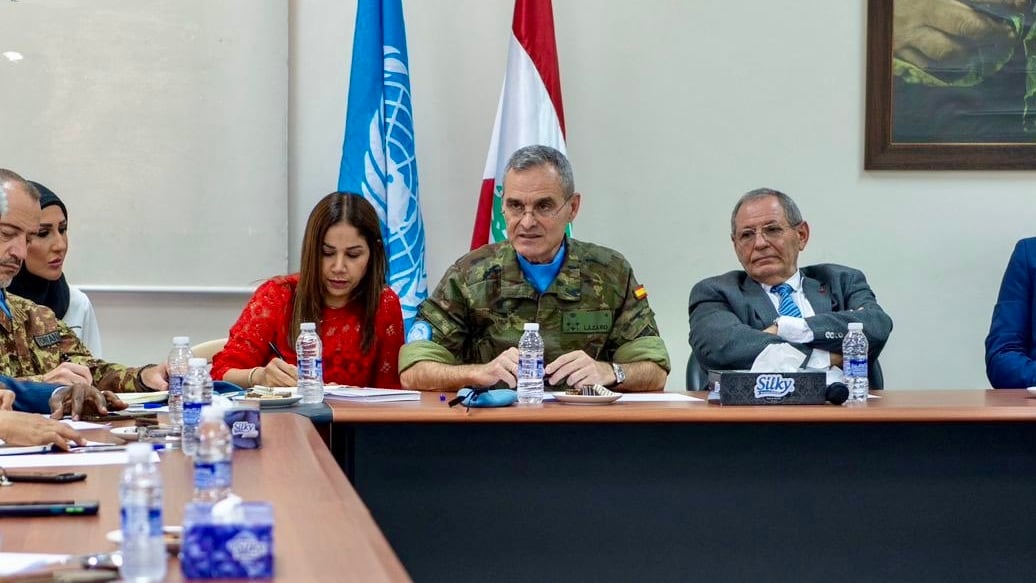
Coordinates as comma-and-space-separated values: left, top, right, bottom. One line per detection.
399, 145, 669, 391
0, 170, 167, 403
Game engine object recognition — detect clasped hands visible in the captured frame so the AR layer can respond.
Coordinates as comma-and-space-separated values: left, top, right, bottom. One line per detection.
471, 348, 617, 389
762, 322, 844, 368
0, 385, 123, 451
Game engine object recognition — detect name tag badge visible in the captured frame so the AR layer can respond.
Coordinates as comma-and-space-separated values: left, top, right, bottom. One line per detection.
562, 311, 612, 334
34, 330, 62, 348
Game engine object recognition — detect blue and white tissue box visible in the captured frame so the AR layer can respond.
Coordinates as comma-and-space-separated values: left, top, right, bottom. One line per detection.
181, 501, 274, 579
224, 405, 262, 449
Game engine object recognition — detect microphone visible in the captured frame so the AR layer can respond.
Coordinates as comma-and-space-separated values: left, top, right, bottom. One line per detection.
825, 382, 849, 405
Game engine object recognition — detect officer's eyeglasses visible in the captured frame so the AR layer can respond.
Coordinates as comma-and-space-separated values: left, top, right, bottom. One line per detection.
502, 195, 572, 220
734, 223, 800, 246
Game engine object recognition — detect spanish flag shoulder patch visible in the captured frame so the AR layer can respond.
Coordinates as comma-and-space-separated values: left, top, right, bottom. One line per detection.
633, 285, 648, 300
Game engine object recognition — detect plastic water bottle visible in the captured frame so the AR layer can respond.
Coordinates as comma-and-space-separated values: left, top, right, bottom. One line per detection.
842, 322, 869, 402
166, 336, 192, 432
119, 442, 166, 582
516, 322, 545, 405
296, 322, 324, 404
193, 405, 233, 503
182, 357, 211, 456
202, 363, 214, 404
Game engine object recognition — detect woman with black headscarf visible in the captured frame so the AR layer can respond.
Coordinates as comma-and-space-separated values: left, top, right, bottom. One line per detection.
7, 181, 103, 357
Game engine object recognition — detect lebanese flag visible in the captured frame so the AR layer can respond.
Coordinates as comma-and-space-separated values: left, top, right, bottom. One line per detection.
470, 0, 567, 249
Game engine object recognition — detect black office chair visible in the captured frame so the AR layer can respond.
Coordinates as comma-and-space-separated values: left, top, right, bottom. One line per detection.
686, 352, 709, 391
869, 360, 885, 390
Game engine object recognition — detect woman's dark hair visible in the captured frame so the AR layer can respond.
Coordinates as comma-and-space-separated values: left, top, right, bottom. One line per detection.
293, 192, 387, 352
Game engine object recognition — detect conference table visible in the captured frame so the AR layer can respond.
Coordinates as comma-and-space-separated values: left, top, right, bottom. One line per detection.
327, 389, 1036, 583
0, 413, 410, 582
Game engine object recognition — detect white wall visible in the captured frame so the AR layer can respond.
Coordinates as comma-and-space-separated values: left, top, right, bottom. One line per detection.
94, 0, 1033, 389
1, 0, 289, 290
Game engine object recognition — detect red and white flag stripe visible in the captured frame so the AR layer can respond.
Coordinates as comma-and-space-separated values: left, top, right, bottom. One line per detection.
471, 0, 567, 249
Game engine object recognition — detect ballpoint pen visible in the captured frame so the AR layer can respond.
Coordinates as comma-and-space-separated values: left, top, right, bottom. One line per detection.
268, 341, 287, 361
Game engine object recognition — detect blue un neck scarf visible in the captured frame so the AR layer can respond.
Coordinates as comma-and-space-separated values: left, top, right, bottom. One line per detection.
770, 282, 802, 318
0, 290, 11, 320
516, 239, 567, 294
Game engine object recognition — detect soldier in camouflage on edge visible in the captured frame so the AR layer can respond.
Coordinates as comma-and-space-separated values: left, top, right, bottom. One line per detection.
0, 170, 167, 413
399, 145, 669, 392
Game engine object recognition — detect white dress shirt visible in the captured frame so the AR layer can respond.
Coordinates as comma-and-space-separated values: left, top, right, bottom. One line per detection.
758, 271, 832, 371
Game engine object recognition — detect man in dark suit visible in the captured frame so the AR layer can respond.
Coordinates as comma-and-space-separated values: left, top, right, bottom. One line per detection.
985, 237, 1036, 388
688, 188, 893, 387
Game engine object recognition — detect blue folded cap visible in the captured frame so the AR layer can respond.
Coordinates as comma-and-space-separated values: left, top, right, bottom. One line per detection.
453, 388, 517, 408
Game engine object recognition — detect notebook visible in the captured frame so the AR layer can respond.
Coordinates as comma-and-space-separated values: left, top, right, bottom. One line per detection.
323, 387, 421, 402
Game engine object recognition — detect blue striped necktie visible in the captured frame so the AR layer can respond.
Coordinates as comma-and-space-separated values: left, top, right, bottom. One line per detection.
771, 283, 802, 318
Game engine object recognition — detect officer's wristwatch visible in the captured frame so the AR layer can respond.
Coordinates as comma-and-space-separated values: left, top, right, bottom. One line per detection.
608, 362, 626, 387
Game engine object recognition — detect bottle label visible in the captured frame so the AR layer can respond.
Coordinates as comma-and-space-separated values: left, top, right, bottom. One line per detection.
183, 402, 202, 427
846, 357, 868, 378
121, 506, 163, 537
518, 354, 544, 379
194, 461, 232, 490
168, 375, 184, 397
299, 357, 323, 381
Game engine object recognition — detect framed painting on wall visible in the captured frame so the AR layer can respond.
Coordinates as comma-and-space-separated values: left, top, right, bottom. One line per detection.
865, 0, 1036, 169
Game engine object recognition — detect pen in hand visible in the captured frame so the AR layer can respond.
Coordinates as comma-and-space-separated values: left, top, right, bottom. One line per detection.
268, 342, 287, 361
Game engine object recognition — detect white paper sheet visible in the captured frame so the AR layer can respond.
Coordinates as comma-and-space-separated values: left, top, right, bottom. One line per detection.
543, 392, 703, 402
0, 438, 109, 451
116, 391, 168, 405
617, 393, 704, 402
324, 388, 421, 402
126, 404, 169, 413
59, 419, 111, 431
0, 552, 69, 576
0, 445, 51, 456
0, 450, 159, 469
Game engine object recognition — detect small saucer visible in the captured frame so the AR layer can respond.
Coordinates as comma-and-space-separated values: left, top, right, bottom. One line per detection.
551, 392, 621, 405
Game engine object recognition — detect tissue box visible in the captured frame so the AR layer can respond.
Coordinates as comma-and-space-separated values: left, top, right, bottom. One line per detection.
224, 405, 261, 449
708, 370, 827, 405
181, 502, 274, 579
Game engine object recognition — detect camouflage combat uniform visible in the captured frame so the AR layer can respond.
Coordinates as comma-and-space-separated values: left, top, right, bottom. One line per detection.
0, 293, 153, 392
399, 238, 670, 379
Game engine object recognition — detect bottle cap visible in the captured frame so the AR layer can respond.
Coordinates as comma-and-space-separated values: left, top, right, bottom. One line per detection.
188, 357, 208, 368
300, 322, 316, 332
126, 442, 152, 463
173, 336, 190, 345
847, 323, 863, 331
523, 322, 540, 331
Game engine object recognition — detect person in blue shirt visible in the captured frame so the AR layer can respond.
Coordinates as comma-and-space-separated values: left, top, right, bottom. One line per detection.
0, 375, 125, 419
986, 237, 1036, 388
0, 379, 87, 450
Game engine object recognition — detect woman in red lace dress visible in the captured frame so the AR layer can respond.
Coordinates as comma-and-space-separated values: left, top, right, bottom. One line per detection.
212, 193, 404, 389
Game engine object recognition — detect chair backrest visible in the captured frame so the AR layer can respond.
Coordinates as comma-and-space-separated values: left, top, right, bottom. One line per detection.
686, 352, 709, 391
869, 360, 884, 390
191, 338, 228, 361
